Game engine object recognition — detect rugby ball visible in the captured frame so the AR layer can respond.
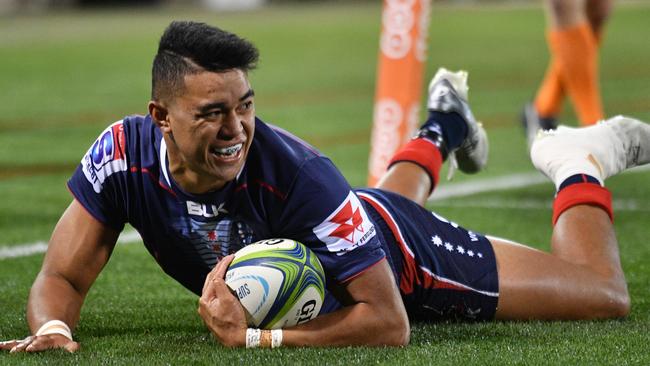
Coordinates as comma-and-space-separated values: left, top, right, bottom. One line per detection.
225, 238, 325, 329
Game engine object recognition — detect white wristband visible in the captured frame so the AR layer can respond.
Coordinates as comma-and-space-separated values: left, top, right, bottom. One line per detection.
245, 328, 261, 348
271, 329, 283, 348
35, 320, 73, 341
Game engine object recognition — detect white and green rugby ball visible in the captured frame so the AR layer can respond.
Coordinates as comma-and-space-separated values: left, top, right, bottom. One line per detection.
225, 238, 326, 329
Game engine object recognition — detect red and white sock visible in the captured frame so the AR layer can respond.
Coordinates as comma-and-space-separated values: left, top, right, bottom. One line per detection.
552, 173, 613, 224
387, 138, 443, 194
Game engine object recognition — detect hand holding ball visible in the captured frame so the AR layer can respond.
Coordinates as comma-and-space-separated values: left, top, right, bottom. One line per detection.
225, 239, 326, 329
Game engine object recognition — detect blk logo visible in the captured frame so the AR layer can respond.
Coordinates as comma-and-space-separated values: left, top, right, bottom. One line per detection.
186, 201, 228, 218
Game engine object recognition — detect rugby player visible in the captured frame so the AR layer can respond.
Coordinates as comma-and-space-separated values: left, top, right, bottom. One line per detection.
2, 21, 649, 352
523, 0, 613, 145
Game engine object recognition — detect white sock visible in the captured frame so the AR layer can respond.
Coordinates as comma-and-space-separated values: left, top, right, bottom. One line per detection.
552, 157, 604, 190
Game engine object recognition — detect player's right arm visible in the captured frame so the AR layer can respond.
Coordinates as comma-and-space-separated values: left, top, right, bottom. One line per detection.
0, 199, 119, 353
199, 253, 410, 347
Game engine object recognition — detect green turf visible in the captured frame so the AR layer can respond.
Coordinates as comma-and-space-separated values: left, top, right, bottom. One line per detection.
1, 2, 650, 364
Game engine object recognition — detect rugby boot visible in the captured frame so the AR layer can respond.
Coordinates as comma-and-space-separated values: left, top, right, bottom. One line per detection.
425, 68, 488, 175
521, 102, 558, 148
531, 115, 650, 188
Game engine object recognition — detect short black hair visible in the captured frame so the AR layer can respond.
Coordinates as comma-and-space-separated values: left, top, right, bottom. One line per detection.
151, 21, 259, 102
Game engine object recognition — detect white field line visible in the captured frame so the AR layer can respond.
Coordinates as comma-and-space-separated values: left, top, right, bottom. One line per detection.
435, 198, 650, 212
430, 164, 650, 201
430, 172, 547, 201
1, 165, 648, 260
0, 230, 142, 261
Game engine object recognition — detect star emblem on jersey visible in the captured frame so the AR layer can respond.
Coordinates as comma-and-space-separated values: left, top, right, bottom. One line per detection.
187, 217, 254, 267
435, 238, 483, 259
431, 235, 443, 247
207, 230, 217, 241
313, 191, 376, 255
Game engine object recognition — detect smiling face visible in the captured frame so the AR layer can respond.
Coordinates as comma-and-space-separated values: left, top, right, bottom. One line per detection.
151, 69, 255, 194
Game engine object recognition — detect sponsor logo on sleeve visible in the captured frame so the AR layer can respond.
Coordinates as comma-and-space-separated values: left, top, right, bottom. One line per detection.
81, 121, 128, 193
312, 191, 376, 255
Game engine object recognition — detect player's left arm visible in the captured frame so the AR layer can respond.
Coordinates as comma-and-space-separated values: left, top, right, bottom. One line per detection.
198, 254, 410, 347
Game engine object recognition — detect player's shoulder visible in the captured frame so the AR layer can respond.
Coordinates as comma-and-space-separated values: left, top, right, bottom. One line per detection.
121, 114, 158, 145
252, 118, 323, 165
86, 114, 158, 159
238, 117, 348, 205
79, 114, 159, 192
246, 117, 331, 181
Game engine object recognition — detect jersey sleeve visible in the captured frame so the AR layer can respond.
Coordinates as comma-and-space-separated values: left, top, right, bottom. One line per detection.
67, 121, 128, 231
277, 157, 386, 283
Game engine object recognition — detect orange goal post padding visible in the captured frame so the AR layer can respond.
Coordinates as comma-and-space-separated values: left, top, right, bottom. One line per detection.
368, 0, 431, 187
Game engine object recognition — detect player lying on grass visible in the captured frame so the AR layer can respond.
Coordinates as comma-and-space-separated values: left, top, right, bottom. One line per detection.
2, 21, 650, 352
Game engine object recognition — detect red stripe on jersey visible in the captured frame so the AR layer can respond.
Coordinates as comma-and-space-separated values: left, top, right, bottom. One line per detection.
234, 183, 248, 193
358, 193, 419, 294
254, 180, 287, 201
421, 272, 468, 291
130, 166, 177, 198
112, 122, 127, 161
233, 181, 286, 200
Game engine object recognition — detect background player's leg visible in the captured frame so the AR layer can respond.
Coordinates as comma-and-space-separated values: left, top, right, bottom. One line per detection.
545, 0, 586, 28
491, 204, 629, 320
535, 0, 612, 106
540, 0, 604, 125
586, 0, 613, 36
530, 0, 586, 127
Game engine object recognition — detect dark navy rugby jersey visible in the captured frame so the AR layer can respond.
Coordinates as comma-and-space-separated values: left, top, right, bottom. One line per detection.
67, 115, 387, 296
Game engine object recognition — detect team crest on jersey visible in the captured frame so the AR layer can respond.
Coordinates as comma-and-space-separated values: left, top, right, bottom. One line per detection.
313, 191, 376, 255
187, 217, 254, 267
81, 121, 128, 193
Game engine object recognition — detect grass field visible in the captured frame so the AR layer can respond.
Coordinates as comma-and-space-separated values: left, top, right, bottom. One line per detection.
1, 2, 649, 364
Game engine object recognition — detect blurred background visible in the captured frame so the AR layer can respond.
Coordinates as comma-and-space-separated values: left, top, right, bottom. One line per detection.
4, 0, 363, 13
0, 0, 592, 14
0, 0, 648, 241
1, 0, 272, 13
1, 2, 649, 363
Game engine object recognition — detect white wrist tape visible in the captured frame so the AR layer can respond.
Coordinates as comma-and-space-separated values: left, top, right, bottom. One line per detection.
35, 320, 73, 341
245, 328, 261, 348
271, 329, 283, 348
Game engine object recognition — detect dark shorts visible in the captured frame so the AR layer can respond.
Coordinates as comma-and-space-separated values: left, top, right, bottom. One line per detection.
357, 188, 499, 321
